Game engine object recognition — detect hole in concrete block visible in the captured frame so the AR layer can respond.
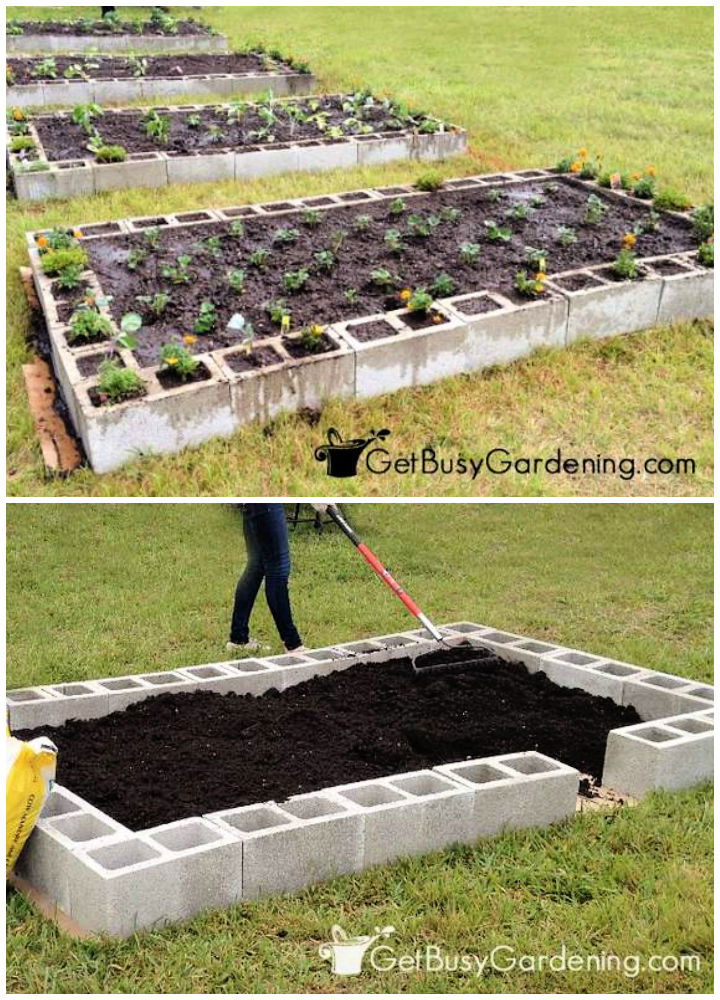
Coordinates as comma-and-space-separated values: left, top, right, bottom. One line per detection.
151, 821, 223, 851
516, 641, 556, 653
499, 755, 561, 775
187, 666, 224, 679
6, 689, 46, 702
341, 784, 405, 808
89, 839, 161, 871
52, 683, 94, 696
634, 727, 679, 743
98, 677, 143, 690
42, 790, 81, 819
51, 813, 117, 843
303, 196, 335, 207
344, 642, 379, 653
142, 672, 184, 685
382, 636, 415, 648
670, 718, 713, 734
639, 674, 687, 690
555, 652, 598, 666
229, 660, 268, 673
593, 662, 638, 677
449, 623, 484, 633
268, 655, 305, 666
307, 649, 344, 661
482, 632, 516, 644
452, 763, 509, 784
686, 687, 714, 701
281, 796, 346, 820
222, 806, 293, 833
391, 773, 455, 797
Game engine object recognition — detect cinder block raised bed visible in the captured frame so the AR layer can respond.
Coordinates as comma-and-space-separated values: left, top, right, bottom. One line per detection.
7, 53, 316, 108
7, 20, 227, 55
9, 622, 713, 937
8, 95, 466, 200
24, 170, 710, 472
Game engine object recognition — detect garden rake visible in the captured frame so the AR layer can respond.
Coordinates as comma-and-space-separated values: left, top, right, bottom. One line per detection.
326, 504, 480, 674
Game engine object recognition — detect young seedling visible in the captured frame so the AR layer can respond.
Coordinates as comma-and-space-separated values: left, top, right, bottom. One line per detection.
143, 109, 170, 144
384, 228, 407, 254
438, 206, 462, 224
282, 268, 310, 293
634, 209, 661, 235
127, 54, 148, 77
697, 240, 714, 267
524, 246, 549, 271
486, 188, 505, 203
302, 208, 322, 227
611, 249, 639, 280
95, 360, 144, 404
142, 226, 163, 251
162, 255, 192, 284
388, 197, 407, 217
407, 288, 433, 313
135, 291, 170, 319
72, 102, 105, 131
248, 248, 271, 269
186, 113, 202, 129
430, 272, 455, 297
506, 202, 534, 221
414, 171, 445, 192
159, 343, 199, 380
314, 250, 336, 273
344, 287, 360, 305
265, 299, 291, 327
40, 247, 89, 278
556, 225, 577, 247
194, 301, 218, 333
95, 145, 127, 163
299, 323, 326, 353
484, 219, 512, 242
691, 204, 714, 241
68, 307, 114, 344
514, 270, 547, 298
459, 241, 481, 264
229, 220, 245, 238
353, 214, 372, 231
407, 213, 440, 238
227, 269, 246, 293
370, 267, 397, 289
584, 194, 608, 225
273, 227, 300, 245
127, 247, 149, 271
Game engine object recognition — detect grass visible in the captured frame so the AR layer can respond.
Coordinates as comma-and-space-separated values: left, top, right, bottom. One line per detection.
6, 5, 714, 496
6, 502, 713, 992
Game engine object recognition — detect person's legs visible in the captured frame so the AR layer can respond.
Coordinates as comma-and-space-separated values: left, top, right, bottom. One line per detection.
252, 505, 303, 650
229, 512, 265, 643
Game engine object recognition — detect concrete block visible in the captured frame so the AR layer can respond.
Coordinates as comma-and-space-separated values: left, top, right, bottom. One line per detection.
654, 259, 714, 324
93, 154, 168, 192
207, 794, 363, 899
93, 78, 142, 104
45, 79, 95, 105
6, 82, 46, 107
384, 770, 474, 852
38, 680, 111, 722
435, 751, 578, 836
603, 712, 714, 796
550, 267, 663, 342
500, 638, 570, 672
356, 134, 414, 166
621, 672, 714, 721
413, 129, 468, 161
534, 651, 626, 703
7, 33, 229, 55
166, 150, 235, 185
235, 145, 299, 180
93, 674, 157, 713
12, 167, 58, 201
6, 686, 65, 731
139, 817, 243, 917
294, 140, 358, 173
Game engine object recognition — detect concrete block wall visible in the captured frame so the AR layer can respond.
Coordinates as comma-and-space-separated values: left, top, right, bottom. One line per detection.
7, 33, 229, 55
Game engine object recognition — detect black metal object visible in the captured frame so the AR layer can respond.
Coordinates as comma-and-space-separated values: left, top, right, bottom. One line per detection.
286, 503, 345, 535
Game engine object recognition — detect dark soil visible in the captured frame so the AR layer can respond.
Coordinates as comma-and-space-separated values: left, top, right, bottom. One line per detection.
8, 18, 212, 36
88, 385, 146, 408
551, 272, 604, 292
156, 361, 211, 390
281, 332, 335, 358
18, 648, 641, 830
74, 177, 695, 367
348, 318, 400, 342
33, 96, 444, 162
453, 294, 504, 315
225, 345, 284, 373
9, 53, 306, 86
75, 350, 121, 378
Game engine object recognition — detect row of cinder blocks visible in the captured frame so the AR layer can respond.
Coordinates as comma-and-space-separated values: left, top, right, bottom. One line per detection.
8, 70, 316, 108
15, 750, 579, 937
7, 32, 230, 54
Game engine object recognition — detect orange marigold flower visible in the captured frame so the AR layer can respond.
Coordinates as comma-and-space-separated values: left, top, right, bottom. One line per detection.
73, 229, 83, 238
182, 334, 197, 345
535, 272, 547, 282
578, 148, 588, 159
631, 171, 641, 181
36, 235, 48, 247
646, 166, 657, 177
12, 107, 25, 121
570, 161, 582, 174
622, 233, 637, 248
399, 288, 412, 302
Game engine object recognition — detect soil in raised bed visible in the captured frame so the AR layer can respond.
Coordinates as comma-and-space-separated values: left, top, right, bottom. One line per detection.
18, 648, 641, 830
32, 95, 448, 162
8, 53, 307, 86
76, 177, 695, 367
8, 18, 212, 37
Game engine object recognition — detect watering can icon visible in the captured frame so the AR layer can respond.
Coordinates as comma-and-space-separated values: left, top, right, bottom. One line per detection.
318, 923, 395, 975
314, 427, 390, 478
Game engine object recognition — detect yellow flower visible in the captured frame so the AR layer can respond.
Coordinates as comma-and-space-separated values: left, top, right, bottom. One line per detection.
535, 271, 547, 282
12, 107, 25, 121
578, 147, 588, 159
166, 356, 178, 366
73, 229, 83, 238
182, 334, 197, 345
570, 161, 582, 174
622, 233, 637, 249
646, 165, 657, 177
399, 288, 412, 302
631, 171, 641, 181
534, 282, 545, 294
310, 323, 324, 336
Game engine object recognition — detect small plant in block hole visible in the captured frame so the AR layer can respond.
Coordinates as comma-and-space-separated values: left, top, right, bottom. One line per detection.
159, 343, 200, 381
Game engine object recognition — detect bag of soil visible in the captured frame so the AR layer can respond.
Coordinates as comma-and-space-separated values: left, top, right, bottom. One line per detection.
5, 726, 57, 877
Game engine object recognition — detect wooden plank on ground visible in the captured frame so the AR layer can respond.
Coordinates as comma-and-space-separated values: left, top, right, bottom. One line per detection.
22, 359, 83, 475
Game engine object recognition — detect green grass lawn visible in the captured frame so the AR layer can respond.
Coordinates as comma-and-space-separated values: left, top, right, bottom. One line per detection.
6, 502, 713, 992
6, 5, 714, 496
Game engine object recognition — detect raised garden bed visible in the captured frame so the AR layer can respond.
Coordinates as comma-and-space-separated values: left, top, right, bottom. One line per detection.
9, 622, 714, 937
7, 13, 227, 54
7, 94, 465, 199
7, 51, 315, 108
24, 170, 712, 472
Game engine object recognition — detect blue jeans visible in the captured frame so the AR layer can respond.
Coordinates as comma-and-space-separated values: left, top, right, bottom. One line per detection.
230, 504, 302, 649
